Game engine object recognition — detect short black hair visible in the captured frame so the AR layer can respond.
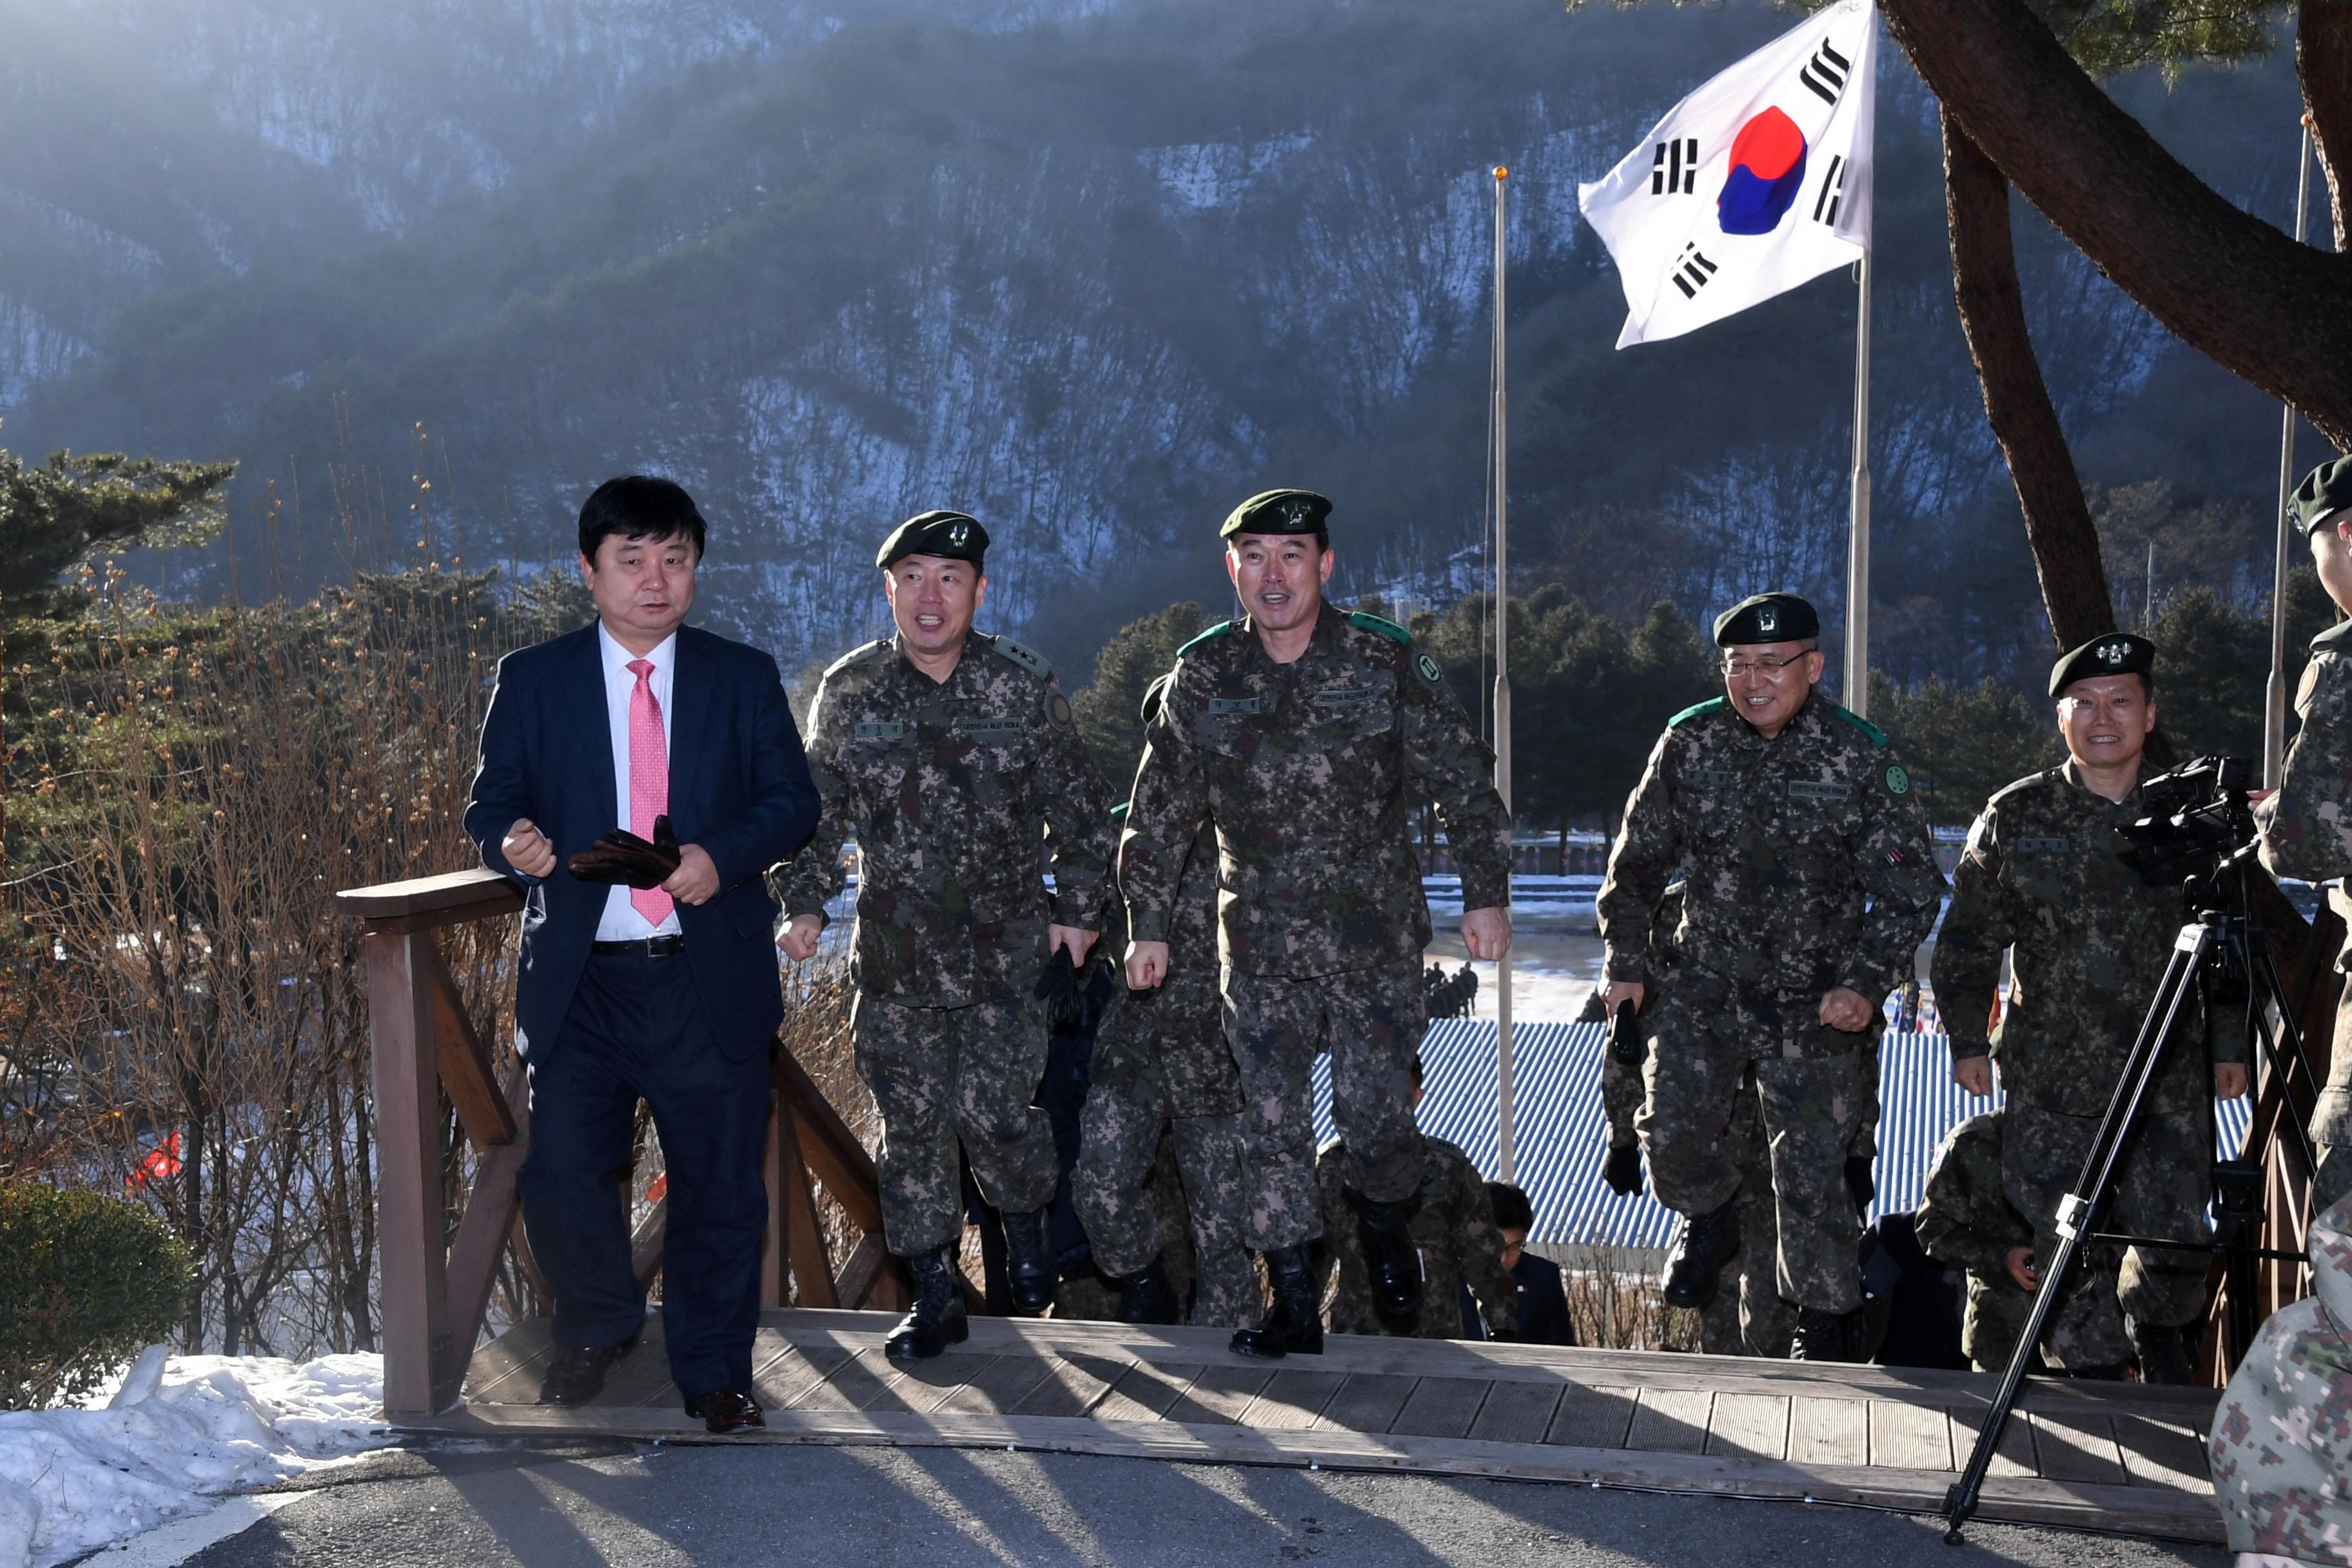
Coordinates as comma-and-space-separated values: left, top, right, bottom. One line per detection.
578, 475, 707, 564
1488, 1182, 1534, 1233
1409, 1052, 1425, 1093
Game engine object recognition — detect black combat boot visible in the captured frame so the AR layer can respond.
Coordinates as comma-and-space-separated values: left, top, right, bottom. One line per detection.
1790, 1306, 1861, 1362
885, 1244, 970, 1362
2068, 1362, 2127, 1380
1230, 1246, 1324, 1359
1116, 1254, 1181, 1326
999, 1208, 1057, 1317
1661, 1199, 1741, 1309
2126, 1317, 2197, 1386
1344, 1188, 1424, 1324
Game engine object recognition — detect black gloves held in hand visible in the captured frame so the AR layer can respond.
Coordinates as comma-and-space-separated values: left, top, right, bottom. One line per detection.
567, 814, 681, 889
1601, 1142, 1645, 1199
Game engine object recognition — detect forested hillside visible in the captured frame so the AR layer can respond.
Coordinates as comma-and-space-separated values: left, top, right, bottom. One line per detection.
0, 0, 2318, 681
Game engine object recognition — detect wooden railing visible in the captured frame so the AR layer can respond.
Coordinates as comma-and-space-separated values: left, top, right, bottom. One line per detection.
337, 867, 901, 1417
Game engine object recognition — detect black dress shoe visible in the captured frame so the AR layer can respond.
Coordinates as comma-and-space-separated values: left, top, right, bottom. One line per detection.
683, 1388, 765, 1434
537, 1328, 641, 1406
1661, 1199, 1741, 1310
886, 1243, 971, 1362
1230, 1245, 1324, 1360
999, 1208, 1057, 1317
1790, 1306, 1861, 1363
1116, 1255, 1181, 1326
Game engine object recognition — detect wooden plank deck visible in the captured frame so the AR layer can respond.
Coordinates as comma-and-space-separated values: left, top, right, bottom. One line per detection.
415, 1309, 2225, 1544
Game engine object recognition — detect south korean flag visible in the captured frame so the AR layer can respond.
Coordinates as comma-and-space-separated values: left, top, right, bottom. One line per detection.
1578, 0, 1877, 348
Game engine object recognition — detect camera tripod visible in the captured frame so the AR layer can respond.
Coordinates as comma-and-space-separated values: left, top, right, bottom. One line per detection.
1942, 839, 2322, 1543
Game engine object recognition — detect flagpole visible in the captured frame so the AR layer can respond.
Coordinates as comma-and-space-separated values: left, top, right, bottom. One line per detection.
1844, 247, 1872, 717
2267, 117, 2315, 790
1491, 164, 1518, 1187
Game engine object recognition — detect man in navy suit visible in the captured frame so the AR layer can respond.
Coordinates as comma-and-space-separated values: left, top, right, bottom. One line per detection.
466, 476, 818, 1433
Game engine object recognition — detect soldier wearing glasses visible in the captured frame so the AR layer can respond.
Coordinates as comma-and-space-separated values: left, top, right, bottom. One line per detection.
1598, 593, 1941, 1360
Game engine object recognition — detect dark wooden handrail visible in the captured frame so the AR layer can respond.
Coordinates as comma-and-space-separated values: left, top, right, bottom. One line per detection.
340, 865, 898, 1417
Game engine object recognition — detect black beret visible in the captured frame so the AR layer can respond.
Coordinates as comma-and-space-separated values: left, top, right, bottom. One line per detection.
2290, 456, 2352, 539
2049, 631, 2155, 698
1712, 593, 1819, 647
1220, 488, 1332, 540
876, 509, 988, 571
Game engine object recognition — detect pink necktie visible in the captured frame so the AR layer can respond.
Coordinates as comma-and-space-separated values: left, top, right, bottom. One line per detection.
627, 658, 674, 926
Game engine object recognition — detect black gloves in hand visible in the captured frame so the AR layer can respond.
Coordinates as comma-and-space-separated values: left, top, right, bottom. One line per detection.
1602, 1142, 1645, 1198
1034, 946, 1086, 1028
1843, 1154, 1876, 1217
1607, 998, 1644, 1066
567, 814, 681, 889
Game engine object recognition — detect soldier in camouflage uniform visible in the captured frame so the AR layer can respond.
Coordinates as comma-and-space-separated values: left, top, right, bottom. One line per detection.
2261, 456, 2352, 1214
1914, 1112, 2038, 1374
1313, 1057, 1518, 1340
1071, 720, 1257, 1329
1122, 488, 1513, 1359
1598, 593, 1942, 1361
776, 510, 1114, 1360
2210, 1189, 2352, 1562
1934, 632, 2248, 1382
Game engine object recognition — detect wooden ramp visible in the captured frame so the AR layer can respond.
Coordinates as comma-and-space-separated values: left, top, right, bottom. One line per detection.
415, 1308, 2224, 1544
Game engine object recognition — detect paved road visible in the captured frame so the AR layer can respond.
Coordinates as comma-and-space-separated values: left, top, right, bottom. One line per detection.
181, 1440, 2230, 1568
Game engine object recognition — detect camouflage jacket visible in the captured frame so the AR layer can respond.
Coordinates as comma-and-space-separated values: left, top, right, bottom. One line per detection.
1090, 821, 1242, 1118
1121, 602, 1511, 978
2210, 1190, 2352, 1562
1597, 690, 1942, 1008
1934, 761, 2244, 1116
776, 629, 1113, 1006
1914, 1112, 2031, 1280
1315, 1133, 1519, 1340
2260, 621, 2352, 1143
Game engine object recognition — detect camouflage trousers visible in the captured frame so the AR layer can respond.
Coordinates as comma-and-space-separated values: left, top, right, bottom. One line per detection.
1224, 956, 1426, 1251
1695, 1083, 1798, 1357
1071, 1062, 1257, 1328
1963, 1268, 2039, 1374
852, 989, 1059, 1257
2002, 1101, 2210, 1369
1638, 974, 1870, 1315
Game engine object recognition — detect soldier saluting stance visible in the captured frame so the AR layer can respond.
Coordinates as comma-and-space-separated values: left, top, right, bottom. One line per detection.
1599, 593, 1941, 1360
777, 511, 1113, 1361
1121, 489, 1512, 1358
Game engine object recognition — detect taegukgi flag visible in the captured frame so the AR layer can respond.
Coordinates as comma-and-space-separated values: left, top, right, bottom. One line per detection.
1578, 0, 1877, 348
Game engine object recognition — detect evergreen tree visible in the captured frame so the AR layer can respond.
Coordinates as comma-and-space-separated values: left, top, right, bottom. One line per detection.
0, 444, 236, 613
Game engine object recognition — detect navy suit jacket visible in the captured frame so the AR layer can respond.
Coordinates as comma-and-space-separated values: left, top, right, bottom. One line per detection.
464, 622, 819, 1061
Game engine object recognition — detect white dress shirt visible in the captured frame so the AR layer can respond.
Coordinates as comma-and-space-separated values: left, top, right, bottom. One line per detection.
594, 622, 682, 940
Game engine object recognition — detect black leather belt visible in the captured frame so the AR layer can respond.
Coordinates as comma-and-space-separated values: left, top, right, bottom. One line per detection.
591, 934, 686, 957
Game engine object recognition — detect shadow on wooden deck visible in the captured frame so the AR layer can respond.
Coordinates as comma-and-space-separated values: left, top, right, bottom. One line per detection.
409, 1308, 2226, 1545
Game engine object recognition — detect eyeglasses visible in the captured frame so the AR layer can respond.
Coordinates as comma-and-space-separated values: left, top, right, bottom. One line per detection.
1720, 653, 1810, 680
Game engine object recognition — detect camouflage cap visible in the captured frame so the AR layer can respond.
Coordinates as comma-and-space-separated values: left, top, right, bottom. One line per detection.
2290, 456, 2352, 540
876, 509, 988, 571
1220, 488, 1332, 540
2048, 631, 2154, 698
1712, 592, 1819, 647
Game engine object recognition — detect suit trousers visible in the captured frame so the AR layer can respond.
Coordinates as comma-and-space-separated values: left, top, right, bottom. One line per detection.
517, 950, 770, 1400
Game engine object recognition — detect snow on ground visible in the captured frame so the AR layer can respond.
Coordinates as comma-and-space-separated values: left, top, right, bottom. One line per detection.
0, 1348, 391, 1568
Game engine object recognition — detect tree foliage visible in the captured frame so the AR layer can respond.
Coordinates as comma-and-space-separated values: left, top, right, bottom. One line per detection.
1070, 600, 1210, 795
0, 446, 236, 613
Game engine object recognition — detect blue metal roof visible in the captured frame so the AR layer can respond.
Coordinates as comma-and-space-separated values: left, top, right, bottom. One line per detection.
1311, 1023, 2256, 1248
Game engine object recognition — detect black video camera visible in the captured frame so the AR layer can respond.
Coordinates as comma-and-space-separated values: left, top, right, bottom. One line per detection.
2117, 755, 2257, 885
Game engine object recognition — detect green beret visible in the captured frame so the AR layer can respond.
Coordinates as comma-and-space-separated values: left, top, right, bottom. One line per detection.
1220, 488, 1332, 540
1712, 593, 1819, 647
876, 509, 988, 571
2049, 631, 2155, 698
2290, 456, 2352, 539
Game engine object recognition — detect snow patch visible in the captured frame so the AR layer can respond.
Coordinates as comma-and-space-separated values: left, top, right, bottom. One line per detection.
0, 1351, 389, 1568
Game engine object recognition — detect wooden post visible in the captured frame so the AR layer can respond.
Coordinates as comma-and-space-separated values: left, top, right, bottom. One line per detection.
364, 928, 456, 1416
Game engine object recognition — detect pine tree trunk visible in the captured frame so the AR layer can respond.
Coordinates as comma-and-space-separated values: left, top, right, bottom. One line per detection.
1881, 0, 2352, 448
1942, 111, 2116, 651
